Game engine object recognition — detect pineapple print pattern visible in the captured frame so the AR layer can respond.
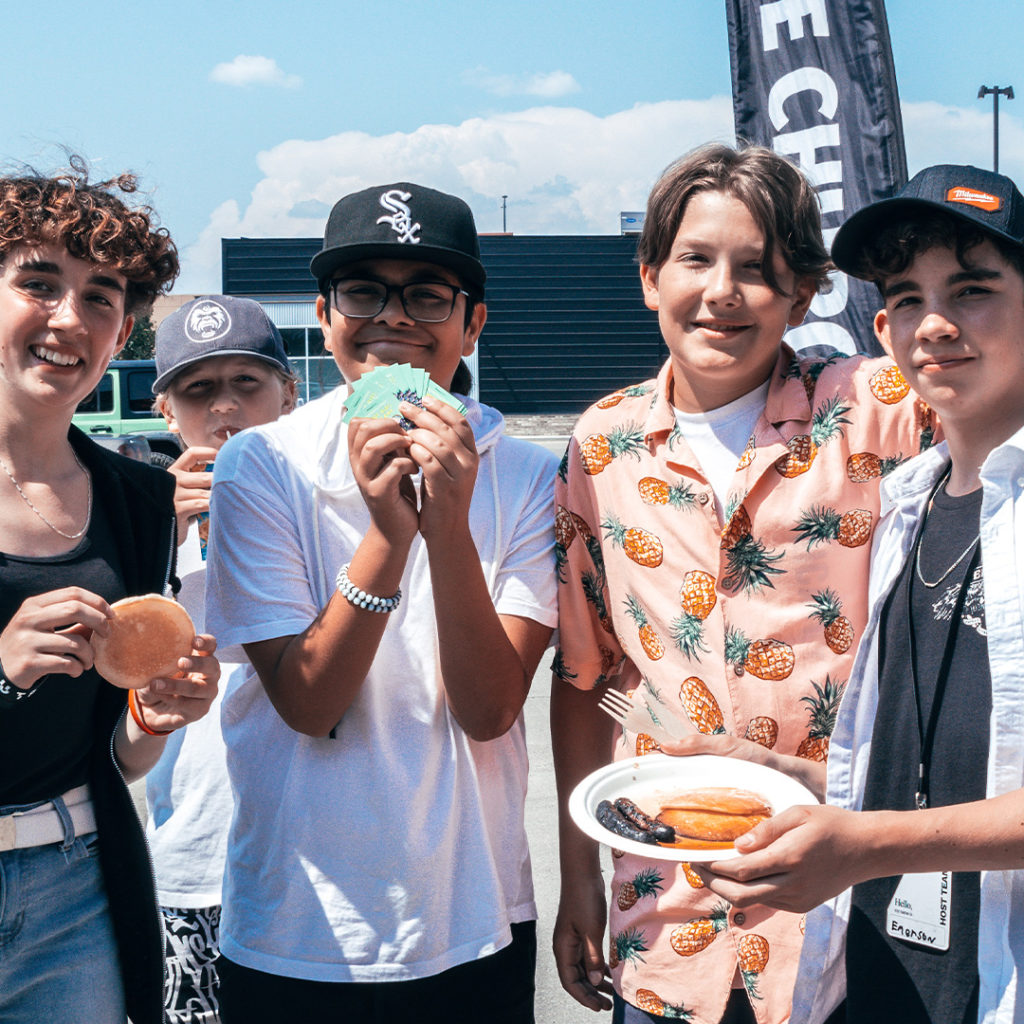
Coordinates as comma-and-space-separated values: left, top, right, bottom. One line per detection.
671, 571, 716, 661
580, 422, 646, 475
639, 476, 697, 511
737, 933, 770, 1000
796, 676, 845, 761
774, 396, 851, 478
634, 989, 694, 1019
611, 926, 649, 970
721, 534, 786, 594
554, 359, 935, 1016
725, 627, 795, 681
680, 677, 725, 734
870, 364, 910, 404
680, 862, 705, 889
618, 867, 665, 910
846, 451, 907, 483
808, 588, 854, 654
603, 514, 664, 568
744, 715, 779, 749
793, 505, 873, 549
624, 594, 664, 661
670, 903, 729, 956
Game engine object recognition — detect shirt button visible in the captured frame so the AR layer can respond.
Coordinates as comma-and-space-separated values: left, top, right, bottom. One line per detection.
698, 492, 709, 506
734, 912, 746, 925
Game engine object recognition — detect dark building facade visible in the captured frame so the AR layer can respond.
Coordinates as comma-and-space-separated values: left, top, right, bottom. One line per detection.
222, 234, 665, 414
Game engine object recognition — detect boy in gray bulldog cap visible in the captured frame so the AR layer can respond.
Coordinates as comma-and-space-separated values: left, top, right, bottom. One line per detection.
146, 294, 295, 1024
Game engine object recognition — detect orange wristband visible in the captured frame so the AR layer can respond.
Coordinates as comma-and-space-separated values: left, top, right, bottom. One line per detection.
128, 689, 171, 737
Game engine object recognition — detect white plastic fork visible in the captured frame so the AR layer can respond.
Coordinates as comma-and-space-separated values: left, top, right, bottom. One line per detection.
597, 688, 677, 747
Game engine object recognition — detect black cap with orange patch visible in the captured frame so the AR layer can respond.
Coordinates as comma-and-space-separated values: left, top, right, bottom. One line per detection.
832, 164, 1024, 279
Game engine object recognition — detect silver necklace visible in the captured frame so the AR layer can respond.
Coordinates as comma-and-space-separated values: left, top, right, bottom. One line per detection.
914, 468, 980, 589
0, 450, 92, 540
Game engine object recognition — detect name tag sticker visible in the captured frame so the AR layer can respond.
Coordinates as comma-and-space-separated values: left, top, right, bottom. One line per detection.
885, 871, 951, 951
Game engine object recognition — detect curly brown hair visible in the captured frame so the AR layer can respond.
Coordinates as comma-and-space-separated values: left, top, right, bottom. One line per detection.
849, 208, 1024, 292
0, 158, 179, 316
637, 143, 831, 295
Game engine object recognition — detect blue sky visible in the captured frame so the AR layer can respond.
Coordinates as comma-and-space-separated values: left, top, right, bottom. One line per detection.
6, 0, 1024, 291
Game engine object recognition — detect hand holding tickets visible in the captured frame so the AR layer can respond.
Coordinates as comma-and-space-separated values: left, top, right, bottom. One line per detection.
342, 363, 468, 429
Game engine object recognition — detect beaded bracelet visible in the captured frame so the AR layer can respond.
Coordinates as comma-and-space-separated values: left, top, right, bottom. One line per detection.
336, 564, 402, 614
128, 688, 171, 736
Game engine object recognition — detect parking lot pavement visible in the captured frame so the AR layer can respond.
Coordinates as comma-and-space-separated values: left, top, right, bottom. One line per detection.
525, 654, 610, 1024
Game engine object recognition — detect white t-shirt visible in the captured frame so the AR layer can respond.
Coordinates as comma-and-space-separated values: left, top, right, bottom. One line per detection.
672, 379, 769, 519
204, 389, 558, 983
145, 522, 244, 908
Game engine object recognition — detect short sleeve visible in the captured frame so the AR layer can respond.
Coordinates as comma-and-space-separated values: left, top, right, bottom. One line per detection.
205, 435, 321, 649
491, 443, 559, 629
554, 436, 626, 689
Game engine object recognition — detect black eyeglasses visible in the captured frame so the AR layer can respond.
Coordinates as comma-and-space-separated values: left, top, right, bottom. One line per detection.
330, 279, 469, 323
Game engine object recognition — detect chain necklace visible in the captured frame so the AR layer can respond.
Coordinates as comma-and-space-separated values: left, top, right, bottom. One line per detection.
0, 449, 92, 540
914, 466, 980, 589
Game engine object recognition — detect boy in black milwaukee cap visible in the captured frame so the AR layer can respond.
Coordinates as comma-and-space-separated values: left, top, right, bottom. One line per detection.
700, 164, 1024, 1024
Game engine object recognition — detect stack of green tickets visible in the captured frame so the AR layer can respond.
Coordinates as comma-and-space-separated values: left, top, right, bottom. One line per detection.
341, 363, 468, 430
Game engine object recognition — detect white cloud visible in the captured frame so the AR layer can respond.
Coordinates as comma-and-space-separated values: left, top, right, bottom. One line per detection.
902, 100, 1024, 184
464, 67, 581, 98
175, 97, 733, 291
174, 96, 1024, 295
209, 55, 301, 89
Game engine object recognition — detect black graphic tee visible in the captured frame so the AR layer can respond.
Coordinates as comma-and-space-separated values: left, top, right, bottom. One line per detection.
846, 482, 989, 1024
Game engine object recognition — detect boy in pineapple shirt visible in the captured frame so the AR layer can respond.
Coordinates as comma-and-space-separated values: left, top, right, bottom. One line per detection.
552, 143, 936, 1024
704, 164, 1024, 1024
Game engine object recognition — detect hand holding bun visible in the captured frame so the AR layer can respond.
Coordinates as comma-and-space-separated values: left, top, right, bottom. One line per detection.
91, 594, 195, 689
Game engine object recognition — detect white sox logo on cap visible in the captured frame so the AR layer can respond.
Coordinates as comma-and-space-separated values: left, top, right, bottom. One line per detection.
185, 299, 232, 343
376, 189, 421, 244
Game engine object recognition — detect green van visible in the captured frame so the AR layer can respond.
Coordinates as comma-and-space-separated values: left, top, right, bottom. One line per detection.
73, 359, 181, 460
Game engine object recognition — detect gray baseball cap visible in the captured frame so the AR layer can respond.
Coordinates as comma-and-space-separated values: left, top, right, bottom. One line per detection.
153, 295, 291, 394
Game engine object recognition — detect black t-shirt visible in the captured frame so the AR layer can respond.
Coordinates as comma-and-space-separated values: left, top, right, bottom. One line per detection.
0, 509, 126, 806
845, 478, 989, 1024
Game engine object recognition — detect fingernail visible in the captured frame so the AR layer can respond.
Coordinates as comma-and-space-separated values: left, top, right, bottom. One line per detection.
588, 970, 603, 986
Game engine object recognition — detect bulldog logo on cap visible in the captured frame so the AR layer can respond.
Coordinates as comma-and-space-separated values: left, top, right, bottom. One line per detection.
377, 189, 421, 244
185, 299, 232, 343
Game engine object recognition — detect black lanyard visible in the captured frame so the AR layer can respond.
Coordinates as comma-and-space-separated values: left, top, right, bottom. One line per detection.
906, 473, 982, 810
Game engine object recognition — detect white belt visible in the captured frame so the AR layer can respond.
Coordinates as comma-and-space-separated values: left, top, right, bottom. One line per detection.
0, 784, 97, 853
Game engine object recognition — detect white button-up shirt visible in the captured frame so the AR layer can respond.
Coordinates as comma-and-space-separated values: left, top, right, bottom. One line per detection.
794, 429, 1024, 1024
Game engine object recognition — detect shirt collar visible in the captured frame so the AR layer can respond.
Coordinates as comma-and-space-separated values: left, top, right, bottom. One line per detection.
643, 345, 810, 444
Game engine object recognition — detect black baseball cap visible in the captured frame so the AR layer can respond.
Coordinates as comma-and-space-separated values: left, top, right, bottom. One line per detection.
310, 182, 486, 296
833, 164, 1024, 279
153, 295, 291, 394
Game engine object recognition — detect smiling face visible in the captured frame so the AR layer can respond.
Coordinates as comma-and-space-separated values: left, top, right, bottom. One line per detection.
640, 190, 815, 413
874, 239, 1024, 447
158, 354, 296, 450
316, 258, 486, 391
0, 242, 132, 416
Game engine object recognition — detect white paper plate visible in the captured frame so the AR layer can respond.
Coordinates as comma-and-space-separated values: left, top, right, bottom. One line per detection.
568, 753, 819, 862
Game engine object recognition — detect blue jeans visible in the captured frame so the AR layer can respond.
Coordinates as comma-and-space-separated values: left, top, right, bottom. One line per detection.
0, 797, 124, 1024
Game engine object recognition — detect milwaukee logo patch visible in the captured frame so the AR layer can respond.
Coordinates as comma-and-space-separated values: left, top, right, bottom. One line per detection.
946, 187, 1001, 212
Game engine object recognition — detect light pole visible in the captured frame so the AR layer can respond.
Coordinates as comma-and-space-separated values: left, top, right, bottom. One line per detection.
978, 85, 1014, 172
501, 195, 508, 233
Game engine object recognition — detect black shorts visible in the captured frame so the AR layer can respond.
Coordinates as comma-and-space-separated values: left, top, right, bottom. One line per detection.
219, 920, 536, 1024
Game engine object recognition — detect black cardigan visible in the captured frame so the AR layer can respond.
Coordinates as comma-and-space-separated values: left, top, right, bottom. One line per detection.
71, 427, 178, 1024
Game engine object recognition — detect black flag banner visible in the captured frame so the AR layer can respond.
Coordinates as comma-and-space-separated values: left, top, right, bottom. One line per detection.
727, 0, 907, 356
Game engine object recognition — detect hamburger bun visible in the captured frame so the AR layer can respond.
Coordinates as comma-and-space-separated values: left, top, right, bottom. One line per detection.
657, 787, 772, 844
92, 594, 195, 690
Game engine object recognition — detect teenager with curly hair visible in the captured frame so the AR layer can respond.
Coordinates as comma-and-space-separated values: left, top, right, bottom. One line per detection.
0, 161, 220, 1024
